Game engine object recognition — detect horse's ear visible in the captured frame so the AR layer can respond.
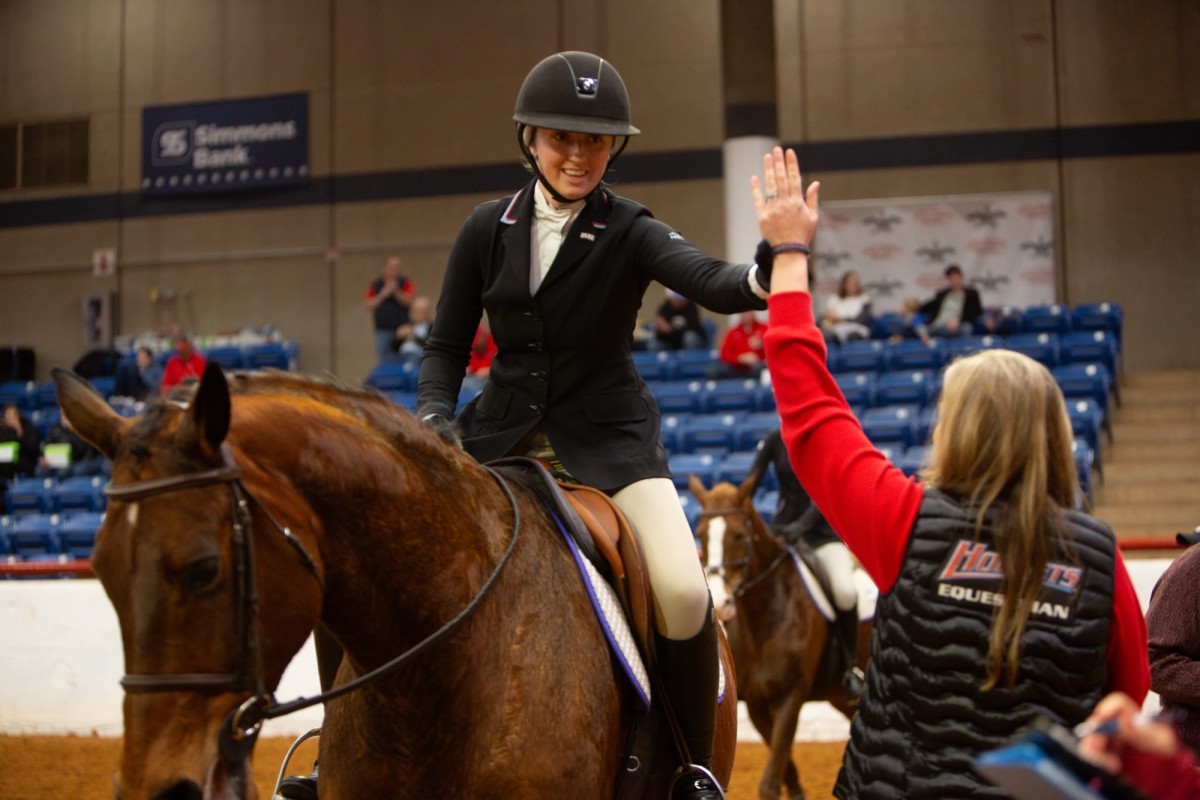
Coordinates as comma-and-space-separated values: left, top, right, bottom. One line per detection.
688, 473, 709, 501
736, 471, 760, 504
52, 368, 129, 459
180, 362, 231, 457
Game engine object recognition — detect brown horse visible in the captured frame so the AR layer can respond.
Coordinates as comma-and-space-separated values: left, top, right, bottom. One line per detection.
690, 474, 870, 800
54, 363, 736, 800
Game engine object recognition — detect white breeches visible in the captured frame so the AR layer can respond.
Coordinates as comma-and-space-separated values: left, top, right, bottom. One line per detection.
612, 477, 710, 640
814, 540, 857, 612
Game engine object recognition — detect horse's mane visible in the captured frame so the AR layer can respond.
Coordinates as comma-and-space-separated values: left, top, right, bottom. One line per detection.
129, 370, 445, 462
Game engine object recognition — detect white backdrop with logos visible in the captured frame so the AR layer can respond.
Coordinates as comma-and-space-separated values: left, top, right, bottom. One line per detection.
810, 191, 1058, 316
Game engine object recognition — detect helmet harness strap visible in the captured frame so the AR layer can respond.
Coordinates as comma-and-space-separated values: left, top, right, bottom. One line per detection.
516, 122, 630, 205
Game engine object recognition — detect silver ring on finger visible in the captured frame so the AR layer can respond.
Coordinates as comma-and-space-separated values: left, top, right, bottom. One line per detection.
765, 191, 779, 201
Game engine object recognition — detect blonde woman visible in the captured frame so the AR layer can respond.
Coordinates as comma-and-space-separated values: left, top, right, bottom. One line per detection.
753, 147, 1149, 799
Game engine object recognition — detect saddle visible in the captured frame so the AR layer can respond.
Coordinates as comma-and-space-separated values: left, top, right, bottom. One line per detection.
490, 457, 655, 663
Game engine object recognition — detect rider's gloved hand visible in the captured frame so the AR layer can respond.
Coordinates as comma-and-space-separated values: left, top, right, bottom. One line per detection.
753, 238, 774, 293
420, 413, 463, 449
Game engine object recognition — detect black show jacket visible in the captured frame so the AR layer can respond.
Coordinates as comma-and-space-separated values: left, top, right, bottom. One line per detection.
417, 182, 766, 491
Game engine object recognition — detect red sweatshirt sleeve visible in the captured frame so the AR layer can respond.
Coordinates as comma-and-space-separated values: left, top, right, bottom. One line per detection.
1106, 548, 1151, 702
764, 291, 923, 592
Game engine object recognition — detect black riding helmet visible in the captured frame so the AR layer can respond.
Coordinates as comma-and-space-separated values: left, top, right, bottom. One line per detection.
514, 51, 640, 203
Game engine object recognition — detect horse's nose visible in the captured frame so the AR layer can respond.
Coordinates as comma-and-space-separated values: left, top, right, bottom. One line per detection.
151, 780, 203, 800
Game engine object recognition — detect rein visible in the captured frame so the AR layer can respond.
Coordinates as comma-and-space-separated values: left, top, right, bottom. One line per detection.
104, 445, 522, 765
695, 504, 784, 598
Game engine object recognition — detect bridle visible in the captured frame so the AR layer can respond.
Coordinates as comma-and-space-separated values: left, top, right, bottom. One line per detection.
696, 505, 786, 599
103, 443, 522, 766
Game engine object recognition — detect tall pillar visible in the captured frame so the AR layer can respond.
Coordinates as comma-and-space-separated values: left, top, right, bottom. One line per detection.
720, 0, 780, 263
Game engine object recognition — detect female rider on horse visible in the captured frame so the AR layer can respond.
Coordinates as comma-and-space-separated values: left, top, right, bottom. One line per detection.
414, 51, 775, 800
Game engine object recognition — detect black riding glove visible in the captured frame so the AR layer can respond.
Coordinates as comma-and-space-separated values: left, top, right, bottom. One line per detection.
420, 413, 463, 450
753, 238, 774, 293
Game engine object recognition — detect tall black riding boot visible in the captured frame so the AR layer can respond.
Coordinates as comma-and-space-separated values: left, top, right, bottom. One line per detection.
834, 607, 865, 701
655, 607, 726, 800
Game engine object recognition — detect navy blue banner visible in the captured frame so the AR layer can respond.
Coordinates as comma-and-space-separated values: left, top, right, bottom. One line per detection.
141, 93, 309, 196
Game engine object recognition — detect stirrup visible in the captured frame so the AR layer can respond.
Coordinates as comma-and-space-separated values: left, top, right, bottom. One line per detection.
273, 726, 321, 800
276, 765, 318, 800
669, 764, 726, 800
842, 665, 866, 702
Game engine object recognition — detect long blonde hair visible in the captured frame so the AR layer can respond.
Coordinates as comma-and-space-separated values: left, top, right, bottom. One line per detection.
923, 349, 1080, 690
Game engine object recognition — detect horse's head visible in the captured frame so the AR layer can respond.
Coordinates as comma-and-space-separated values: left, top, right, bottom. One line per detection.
689, 473, 759, 620
55, 364, 324, 800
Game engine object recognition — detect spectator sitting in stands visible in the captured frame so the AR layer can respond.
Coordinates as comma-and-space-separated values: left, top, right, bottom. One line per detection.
161, 333, 208, 392
888, 297, 932, 345
820, 270, 873, 344
707, 310, 768, 379
37, 419, 107, 478
114, 346, 163, 401
395, 295, 434, 364
918, 263, 982, 338
0, 403, 41, 482
653, 290, 708, 351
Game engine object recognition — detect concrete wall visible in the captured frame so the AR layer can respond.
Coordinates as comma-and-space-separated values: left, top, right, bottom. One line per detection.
1, 0, 1197, 384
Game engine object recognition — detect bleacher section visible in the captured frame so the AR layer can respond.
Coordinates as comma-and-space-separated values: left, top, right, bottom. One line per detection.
640, 302, 1122, 519
1, 337, 301, 574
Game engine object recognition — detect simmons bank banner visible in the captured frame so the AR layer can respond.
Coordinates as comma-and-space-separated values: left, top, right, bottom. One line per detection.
141, 93, 309, 196
811, 191, 1056, 313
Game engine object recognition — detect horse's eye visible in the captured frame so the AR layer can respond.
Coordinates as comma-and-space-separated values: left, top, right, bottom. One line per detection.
179, 556, 220, 594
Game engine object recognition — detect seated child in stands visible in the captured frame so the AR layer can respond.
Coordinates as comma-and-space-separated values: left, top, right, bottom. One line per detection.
888, 297, 931, 345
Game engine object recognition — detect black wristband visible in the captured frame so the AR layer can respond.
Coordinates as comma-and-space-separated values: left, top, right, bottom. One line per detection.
771, 242, 811, 256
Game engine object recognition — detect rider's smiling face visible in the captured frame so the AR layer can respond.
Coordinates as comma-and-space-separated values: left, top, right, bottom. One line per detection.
529, 128, 613, 204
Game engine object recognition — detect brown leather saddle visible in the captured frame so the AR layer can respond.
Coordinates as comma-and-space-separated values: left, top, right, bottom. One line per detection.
490, 457, 654, 663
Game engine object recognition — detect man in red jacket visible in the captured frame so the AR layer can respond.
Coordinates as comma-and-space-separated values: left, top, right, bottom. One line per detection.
161, 334, 207, 392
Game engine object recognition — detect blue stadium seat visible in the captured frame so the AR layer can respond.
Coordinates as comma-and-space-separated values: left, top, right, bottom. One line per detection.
244, 342, 295, 371
1020, 304, 1072, 335
365, 361, 417, 392
834, 372, 877, 409
674, 350, 718, 380
1065, 399, 1104, 473
632, 350, 673, 382
677, 491, 701, 530
9, 512, 61, 558
982, 306, 1022, 336
916, 406, 939, 445
35, 381, 58, 408
872, 311, 910, 340
1071, 302, 1123, 341
5, 477, 57, 514
1059, 330, 1119, 379
652, 381, 705, 415
30, 407, 61, 440
0, 380, 38, 411
60, 511, 104, 559
385, 390, 418, 410
703, 378, 760, 413
753, 489, 778, 526
55, 475, 108, 513
735, 411, 780, 451
874, 444, 902, 464
1004, 332, 1061, 368
1073, 439, 1095, 506
89, 375, 116, 399
1055, 363, 1114, 442
667, 452, 719, 491
897, 445, 932, 478
716, 450, 760, 487
875, 370, 938, 409
203, 346, 246, 370
885, 338, 946, 371
860, 405, 920, 450
945, 334, 1005, 362
659, 414, 686, 455
824, 342, 841, 374
835, 340, 887, 373
679, 414, 739, 455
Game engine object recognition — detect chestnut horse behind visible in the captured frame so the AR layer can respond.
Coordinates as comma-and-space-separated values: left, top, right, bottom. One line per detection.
690, 475, 871, 800
54, 364, 736, 800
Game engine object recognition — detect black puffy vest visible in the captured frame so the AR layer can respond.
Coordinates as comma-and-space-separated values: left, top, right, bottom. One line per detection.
835, 489, 1117, 799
